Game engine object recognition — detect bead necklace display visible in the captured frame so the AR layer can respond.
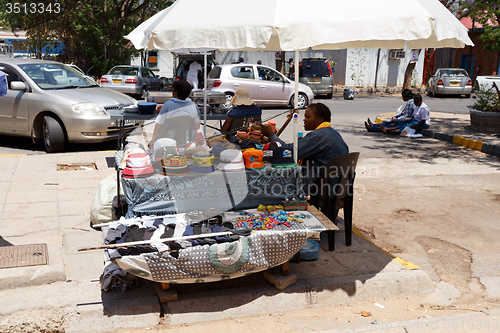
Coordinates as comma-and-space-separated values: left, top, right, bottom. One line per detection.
235, 210, 305, 230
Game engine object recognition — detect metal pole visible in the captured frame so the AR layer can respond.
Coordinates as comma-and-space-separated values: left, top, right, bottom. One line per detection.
374, 49, 381, 89
469, 19, 475, 83
203, 51, 207, 138
293, 50, 299, 163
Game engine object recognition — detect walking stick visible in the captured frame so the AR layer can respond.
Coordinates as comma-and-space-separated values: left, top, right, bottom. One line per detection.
78, 229, 251, 252
276, 109, 299, 137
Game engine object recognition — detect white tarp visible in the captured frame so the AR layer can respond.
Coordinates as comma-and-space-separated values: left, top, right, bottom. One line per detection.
125, 0, 473, 53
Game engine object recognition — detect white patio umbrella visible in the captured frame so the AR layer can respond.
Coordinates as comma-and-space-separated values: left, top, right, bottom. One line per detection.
126, 0, 472, 52
126, 0, 473, 160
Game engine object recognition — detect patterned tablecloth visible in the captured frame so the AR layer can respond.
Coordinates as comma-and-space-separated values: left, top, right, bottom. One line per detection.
105, 209, 325, 284
121, 165, 305, 218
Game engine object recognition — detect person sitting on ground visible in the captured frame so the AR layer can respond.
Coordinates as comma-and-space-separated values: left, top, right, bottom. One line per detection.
365, 89, 415, 132
261, 103, 348, 171
380, 94, 430, 134
220, 87, 262, 138
148, 80, 200, 148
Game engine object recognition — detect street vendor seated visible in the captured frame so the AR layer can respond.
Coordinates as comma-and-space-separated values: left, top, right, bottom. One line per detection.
148, 80, 201, 149
261, 103, 349, 222
220, 87, 262, 139
261, 103, 349, 172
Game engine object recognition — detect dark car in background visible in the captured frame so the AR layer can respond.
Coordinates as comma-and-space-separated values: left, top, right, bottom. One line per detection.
426, 68, 472, 98
174, 53, 217, 88
299, 57, 334, 98
100, 65, 163, 99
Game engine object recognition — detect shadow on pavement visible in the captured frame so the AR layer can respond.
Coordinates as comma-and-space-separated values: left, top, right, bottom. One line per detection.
0, 134, 119, 154
0, 237, 13, 247
337, 120, 500, 168
98, 230, 396, 318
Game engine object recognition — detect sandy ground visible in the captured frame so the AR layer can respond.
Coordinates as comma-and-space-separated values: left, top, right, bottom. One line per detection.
106, 293, 497, 333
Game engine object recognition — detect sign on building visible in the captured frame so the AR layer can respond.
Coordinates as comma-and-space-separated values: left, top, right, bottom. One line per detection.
0, 44, 13, 56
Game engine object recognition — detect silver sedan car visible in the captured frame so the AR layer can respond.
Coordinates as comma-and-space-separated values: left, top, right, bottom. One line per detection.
100, 65, 163, 99
0, 59, 139, 153
207, 63, 314, 109
427, 68, 472, 98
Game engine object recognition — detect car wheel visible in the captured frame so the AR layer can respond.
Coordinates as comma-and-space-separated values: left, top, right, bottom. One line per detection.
465, 94, 471, 98
326, 93, 333, 99
222, 92, 234, 110
158, 84, 164, 91
140, 87, 147, 100
291, 93, 308, 109
43, 116, 65, 153
427, 88, 433, 97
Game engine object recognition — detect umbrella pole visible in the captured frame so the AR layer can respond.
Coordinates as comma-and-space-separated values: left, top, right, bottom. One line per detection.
293, 50, 300, 163
203, 51, 207, 139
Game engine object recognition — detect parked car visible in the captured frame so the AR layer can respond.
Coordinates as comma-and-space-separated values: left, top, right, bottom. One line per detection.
299, 57, 334, 98
475, 75, 500, 92
426, 68, 472, 98
100, 65, 162, 99
207, 63, 314, 109
0, 59, 139, 153
174, 52, 217, 88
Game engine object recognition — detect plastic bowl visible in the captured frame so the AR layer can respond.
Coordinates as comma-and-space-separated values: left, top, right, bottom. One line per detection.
137, 102, 157, 115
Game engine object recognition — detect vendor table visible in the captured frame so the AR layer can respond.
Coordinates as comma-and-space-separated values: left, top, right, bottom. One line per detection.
120, 165, 305, 217
108, 109, 228, 150
108, 109, 157, 151
102, 205, 338, 284
109, 110, 228, 214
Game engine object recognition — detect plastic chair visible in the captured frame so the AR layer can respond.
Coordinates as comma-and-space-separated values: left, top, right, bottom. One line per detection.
309, 152, 360, 250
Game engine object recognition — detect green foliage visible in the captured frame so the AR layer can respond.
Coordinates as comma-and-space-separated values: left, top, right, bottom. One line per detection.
461, 0, 500, 52
327, 57, 337, 68
0, 0, 173, 76
349, 49, 366, 87
471, 84, 500, 112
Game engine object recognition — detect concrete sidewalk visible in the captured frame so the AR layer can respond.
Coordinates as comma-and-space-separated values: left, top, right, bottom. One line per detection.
375, 111, 500, 157
0, 112, 498, 332
0, 148, 437, 332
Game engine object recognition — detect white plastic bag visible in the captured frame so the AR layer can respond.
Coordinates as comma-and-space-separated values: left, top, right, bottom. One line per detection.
90, 173, 125, 226
400, 126, 416, 137
396, 105, 404, 116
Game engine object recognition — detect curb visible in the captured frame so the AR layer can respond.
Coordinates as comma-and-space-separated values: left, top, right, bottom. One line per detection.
375, 113, 500, 158
421, 129, 500, 157
164, 270, 434, 327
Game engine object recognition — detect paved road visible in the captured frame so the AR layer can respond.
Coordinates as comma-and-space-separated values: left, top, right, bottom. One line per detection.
1, 93, 499, 333
261, 94, 475, 159
0, 94, 473, 156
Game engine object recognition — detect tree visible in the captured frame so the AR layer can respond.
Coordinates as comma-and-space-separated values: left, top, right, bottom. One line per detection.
403, 50, 420, 89
402, 0, 468, 90
0, 0, 172, 76
462, 1, 500, 52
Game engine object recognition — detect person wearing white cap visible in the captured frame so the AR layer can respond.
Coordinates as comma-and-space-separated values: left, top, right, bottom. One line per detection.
220, 87, 262, 138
